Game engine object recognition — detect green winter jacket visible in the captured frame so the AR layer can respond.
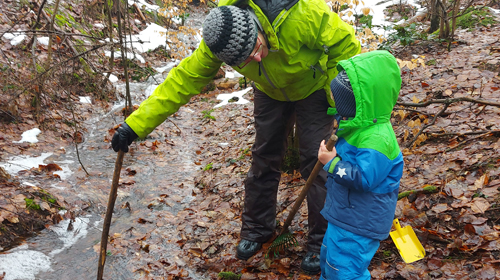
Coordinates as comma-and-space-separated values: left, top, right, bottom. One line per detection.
321, 50, 404, 240
126, 0, 361, 138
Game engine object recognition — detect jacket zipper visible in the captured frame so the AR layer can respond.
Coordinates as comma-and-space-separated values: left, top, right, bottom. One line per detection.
254, 0, 300, 102
259, 61, 291, 101
310, 64, 325, 79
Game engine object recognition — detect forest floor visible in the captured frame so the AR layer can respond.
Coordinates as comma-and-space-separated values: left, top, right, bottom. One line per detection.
1, 0, 500, 279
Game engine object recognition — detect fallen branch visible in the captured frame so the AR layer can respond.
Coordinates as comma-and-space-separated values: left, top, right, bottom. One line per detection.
407, 103, 449, 148
398, 185, 439, 200
396, 97, 500, 148
397, 97, 500, 108
428, 130, 500, 137
133, 4, 146, 23
445, 132, 493, 152
396, 9, 428, 28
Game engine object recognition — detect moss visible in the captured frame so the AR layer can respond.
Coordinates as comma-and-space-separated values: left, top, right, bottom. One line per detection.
25, 198, 41, 210
456, 7, 497, 30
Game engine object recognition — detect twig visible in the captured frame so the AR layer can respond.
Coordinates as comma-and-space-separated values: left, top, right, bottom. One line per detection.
32, 0, 48, 30
407, 103, 449, 148
427, 130, 500, 137
397, 97, 500, 108
167, 118, 182, 135
445, 132, 492, 152
70, 106, 89, 176
398, 185, 439, 200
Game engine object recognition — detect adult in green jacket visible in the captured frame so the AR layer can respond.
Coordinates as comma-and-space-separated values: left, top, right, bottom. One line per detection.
112, 0, 360, 274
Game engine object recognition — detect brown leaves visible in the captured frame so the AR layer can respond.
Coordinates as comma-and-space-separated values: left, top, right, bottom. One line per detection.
469, 197, 490, 214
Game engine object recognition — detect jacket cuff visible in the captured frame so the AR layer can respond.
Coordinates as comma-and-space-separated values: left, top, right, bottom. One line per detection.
323, 157, 341, 173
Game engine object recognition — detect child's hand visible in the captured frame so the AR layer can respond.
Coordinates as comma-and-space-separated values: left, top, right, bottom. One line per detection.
318, 139, 337, 165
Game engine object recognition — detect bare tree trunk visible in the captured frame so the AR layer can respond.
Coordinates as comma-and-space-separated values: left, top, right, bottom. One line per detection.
99, 0, 115, 89
450, 0, 461, 39
428, 0, 440, 33
115, 0, 132, 115
438, 0, 450, 39
46, 0, 61, 68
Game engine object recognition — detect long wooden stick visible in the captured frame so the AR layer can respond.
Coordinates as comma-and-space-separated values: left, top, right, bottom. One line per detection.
280, 134, 338, 235
97, 150, 124, 280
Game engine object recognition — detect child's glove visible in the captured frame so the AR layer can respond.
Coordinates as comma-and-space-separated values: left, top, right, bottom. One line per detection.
111, 123, 138, 152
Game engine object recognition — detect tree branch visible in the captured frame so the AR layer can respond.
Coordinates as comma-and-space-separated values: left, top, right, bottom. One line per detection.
397, 97, 500, 107
407, 103, 449, 148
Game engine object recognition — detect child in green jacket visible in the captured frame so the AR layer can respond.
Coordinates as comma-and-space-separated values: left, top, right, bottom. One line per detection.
317, 50, 404, 279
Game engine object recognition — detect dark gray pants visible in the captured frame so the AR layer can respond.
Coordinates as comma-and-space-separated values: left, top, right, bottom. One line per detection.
241, 87, 335, 253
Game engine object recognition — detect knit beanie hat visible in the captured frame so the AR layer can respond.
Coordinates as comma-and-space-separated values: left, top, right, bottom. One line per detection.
202, 6, 258, 66
330, 70, 356, 118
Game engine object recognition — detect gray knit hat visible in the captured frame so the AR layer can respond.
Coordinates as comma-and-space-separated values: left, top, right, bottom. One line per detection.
330, 70, 356, 118
202, 6, 258, 66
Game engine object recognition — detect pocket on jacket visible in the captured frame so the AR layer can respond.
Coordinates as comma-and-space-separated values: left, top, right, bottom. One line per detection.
334, 184, 350, 208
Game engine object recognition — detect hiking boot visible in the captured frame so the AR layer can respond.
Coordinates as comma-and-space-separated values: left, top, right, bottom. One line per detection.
236, 239, 262, 260
301, 251, 321, 275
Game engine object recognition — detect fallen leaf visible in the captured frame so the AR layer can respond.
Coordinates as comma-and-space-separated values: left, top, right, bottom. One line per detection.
469, 197, 490, 214
430, 203, 451, 214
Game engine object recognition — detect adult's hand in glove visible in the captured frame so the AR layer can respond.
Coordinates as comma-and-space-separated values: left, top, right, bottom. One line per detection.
112, 123, 138, 152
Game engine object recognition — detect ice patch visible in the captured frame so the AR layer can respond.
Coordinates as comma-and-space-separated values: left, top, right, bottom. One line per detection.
49, 216, 90, 256
0, 250, 52, 280
0, 153, 52, 175
53, 160, 74, 180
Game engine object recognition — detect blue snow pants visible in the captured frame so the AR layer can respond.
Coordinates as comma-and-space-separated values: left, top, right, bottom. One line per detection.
319, 223, 380, 280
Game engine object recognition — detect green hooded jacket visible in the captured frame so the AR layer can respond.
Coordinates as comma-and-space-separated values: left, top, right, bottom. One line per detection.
321, 50, 404, 240
126, 0, 361, 138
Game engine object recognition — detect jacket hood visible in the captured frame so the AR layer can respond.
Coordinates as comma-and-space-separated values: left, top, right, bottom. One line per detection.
336, 50, 401, 129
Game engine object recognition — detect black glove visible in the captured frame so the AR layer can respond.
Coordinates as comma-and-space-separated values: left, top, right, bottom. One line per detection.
111, 122, 138, 152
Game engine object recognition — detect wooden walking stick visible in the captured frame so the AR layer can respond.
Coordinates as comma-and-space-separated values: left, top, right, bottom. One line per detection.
97, 150, 124, 279
267, 133, 338, 257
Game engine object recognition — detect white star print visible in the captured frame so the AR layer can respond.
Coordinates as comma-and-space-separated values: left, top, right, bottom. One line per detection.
336, 168, 347, 178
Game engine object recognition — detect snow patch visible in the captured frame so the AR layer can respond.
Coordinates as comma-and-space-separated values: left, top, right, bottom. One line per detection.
128, 0, 159, 12
225, 71, 244, 79
37, 37, 50, 46
13, 128, 41, 144
214, 88, 252, 108
104, 50, 146, 64
79, 96, 92, 104
108, 74, 119, 83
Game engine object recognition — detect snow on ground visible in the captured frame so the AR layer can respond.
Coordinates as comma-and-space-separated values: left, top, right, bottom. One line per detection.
12, 128, 41, 144
214, 87, 252, 108
79, 96, 92, 104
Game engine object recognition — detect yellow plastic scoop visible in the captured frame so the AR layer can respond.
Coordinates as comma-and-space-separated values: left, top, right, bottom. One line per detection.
389, 219, 426, 263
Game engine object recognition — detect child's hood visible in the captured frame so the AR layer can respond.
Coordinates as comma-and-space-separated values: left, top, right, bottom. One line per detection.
337, 50, 401, 129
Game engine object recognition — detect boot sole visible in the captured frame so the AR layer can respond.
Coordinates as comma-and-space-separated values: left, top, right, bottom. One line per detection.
236, 252, 252, 261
